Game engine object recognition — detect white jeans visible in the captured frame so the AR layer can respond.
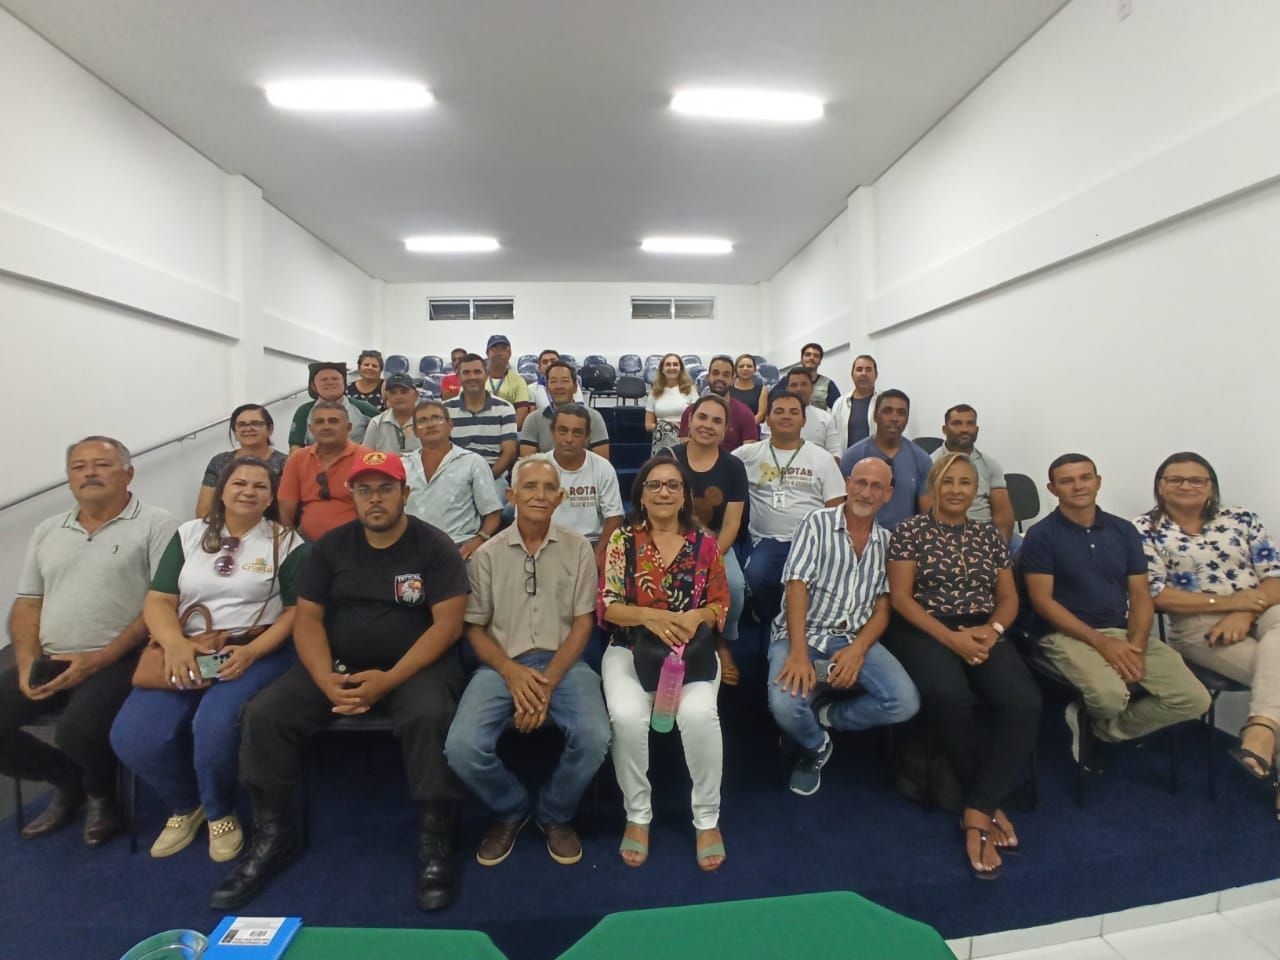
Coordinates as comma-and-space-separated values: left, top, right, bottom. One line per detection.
601, 643, 722, 830
1167, 604, 1280, 727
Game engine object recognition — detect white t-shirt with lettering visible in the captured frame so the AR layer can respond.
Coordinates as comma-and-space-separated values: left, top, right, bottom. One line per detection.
552, 451, 625, 543
734, 439, 847, 543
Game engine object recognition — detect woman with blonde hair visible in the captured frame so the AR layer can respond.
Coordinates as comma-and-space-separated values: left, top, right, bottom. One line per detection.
883, 452, 1040, 881
644, 353, 697, 455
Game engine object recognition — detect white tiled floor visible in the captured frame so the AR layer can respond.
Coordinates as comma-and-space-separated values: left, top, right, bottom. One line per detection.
949, 885, 1280, 960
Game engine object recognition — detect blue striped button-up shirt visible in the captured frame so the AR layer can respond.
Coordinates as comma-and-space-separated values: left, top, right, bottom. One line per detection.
770, 506, 890, 653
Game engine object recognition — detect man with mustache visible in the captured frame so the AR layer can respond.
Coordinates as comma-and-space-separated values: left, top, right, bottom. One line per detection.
3, 436, 177, 844
213, 450, 469, 912
769, 458, 919, 795
278, 401, 371, 542
677, 355, 758, 452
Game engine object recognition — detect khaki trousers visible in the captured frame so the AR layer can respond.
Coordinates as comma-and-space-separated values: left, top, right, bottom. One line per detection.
1165, 604, 1280, 727
1040, 630, 1211, 742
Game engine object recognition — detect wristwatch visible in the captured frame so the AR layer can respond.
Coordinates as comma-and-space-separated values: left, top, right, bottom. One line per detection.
476, 531, 492, 541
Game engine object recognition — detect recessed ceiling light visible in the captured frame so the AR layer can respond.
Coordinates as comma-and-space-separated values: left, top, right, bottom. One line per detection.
265, 79, 433, 112
405, 236, 500, 253
670, 88, 823, 123
641, 237, 733, 255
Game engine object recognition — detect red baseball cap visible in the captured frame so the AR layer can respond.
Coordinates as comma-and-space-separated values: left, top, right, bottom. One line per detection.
347, 451, 407, 484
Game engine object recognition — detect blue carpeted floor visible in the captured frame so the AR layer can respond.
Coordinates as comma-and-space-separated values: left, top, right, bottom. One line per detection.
3, 622, 1279, 960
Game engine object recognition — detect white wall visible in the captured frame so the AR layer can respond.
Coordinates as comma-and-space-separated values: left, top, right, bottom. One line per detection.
0, 8, 376, 641
381, 281, 761, 362
762, 0, 1280, 526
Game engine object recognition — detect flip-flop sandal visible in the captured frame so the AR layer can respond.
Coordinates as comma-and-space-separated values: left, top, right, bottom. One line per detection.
619, 822, 649, 868
696, 829, 726, 872
961, 825, 1001, 881
1229, 721, 1276, 781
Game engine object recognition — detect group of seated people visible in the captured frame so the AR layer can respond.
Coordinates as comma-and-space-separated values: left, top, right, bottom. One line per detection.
4, 337, 1278, 915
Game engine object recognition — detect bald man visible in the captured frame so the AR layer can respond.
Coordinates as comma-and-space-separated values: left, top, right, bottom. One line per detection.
769, 458, 920, 796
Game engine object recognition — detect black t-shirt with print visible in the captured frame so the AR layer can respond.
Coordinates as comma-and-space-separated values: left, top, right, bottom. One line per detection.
673, 443, 749, 545
300, 516, 468, 669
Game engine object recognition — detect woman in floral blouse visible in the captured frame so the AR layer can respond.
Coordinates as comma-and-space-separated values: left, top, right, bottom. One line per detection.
599, 455, 730, 872
1135, 452, 1280, 810
884, 453, 1040, 880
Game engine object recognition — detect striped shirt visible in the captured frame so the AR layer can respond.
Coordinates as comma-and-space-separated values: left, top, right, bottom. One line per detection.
444, 395, 517, 466
770, 505, 890, 653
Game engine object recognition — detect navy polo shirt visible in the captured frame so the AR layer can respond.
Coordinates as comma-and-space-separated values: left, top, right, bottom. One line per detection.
1018, 507, 1148, 635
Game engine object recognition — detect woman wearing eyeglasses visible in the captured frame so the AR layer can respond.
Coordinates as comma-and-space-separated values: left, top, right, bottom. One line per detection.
347, 350, 388, 412
195, 404, 288, 519
1135, 452, 1280, 816
110, 458, 308, 862
883, 453, 1040, 880
598, 455, 730, 872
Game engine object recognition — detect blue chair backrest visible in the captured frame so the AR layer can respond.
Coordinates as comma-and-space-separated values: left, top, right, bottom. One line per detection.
584, 354, 608, 368
645, 354, 664, 366
517, 354, 537, 368
517, 358, 539, 375
643, 367, 659, 386
616, 376, 647, 401
419, 355, 444, 376
687, 364, 707, 381
682, 354, 702, 367
751, 354, 766, 366
695, 373, 709, 392
759, 363, 781, 386
385, 354, 411, 375
521, 371, 538, 385
618, 354, 642, 374
559, 354, 577, 366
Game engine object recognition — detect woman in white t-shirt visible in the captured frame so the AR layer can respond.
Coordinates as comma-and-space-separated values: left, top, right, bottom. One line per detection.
644, 353, 697, 455
111, 458, 308, 864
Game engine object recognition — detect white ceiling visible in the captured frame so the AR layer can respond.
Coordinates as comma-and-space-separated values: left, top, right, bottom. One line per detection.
3, 0, 1066, 284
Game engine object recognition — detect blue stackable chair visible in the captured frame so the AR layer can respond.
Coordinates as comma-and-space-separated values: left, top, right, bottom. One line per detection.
759, 363, 781, 386
682, 354, 702, 367
618, 354, 643, 375
584, 354, 608, 368
385, 354, 411, 376
419, 355, 444, 376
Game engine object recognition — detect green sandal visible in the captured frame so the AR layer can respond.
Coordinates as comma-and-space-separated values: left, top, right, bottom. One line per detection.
696, 828, 726, 872
619, 822, 649, 868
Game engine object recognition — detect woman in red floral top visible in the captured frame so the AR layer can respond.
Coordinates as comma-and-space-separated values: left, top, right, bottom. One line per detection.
599, 455, 729, 873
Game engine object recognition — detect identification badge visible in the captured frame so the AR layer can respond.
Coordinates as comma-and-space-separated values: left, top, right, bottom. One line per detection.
772, 488, 787, 509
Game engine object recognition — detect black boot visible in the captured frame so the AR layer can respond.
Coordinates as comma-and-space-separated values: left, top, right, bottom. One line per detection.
210, 787, 302, 911
417, 802, 458, 911
21, 785, 85, 839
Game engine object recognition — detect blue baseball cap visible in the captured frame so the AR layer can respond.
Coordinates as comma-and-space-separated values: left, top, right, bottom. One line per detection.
486, 334, 511, 350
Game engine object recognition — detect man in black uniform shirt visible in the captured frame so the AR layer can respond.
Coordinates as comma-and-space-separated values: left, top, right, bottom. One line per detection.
211, 451, 469, 912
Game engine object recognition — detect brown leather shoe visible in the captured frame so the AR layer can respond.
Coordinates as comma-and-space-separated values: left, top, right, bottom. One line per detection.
83, 795, 121, 847
540, 821, 582, 865
21, 786, 84, 839
475, 814, 528, 867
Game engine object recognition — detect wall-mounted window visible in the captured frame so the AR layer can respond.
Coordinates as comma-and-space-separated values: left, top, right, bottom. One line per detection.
630, 297, 715, 321
428, 298, 515, 322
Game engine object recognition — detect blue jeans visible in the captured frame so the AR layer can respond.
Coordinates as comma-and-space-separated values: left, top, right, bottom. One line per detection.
445, 652, 610, 824
722, 546, 745, 643
767, 635, 920, 752
110, 646, 295, 819
743, 538, 793, 625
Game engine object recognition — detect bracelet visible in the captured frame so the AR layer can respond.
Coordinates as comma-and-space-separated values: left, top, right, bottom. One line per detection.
990, 621, 1005, 636
476, 531, 492, 541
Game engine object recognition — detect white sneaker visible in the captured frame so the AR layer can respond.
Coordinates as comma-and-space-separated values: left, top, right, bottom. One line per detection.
150, 807, 206, 858
208, 814, 244, 863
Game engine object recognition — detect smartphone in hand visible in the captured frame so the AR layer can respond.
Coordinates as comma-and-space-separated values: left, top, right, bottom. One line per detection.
28, 656, 71, 688
195, 651, 232, 680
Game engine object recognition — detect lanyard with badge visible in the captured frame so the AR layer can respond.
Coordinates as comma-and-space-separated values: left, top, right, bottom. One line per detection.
489, 375, 505, 395
768, 440, 804, 510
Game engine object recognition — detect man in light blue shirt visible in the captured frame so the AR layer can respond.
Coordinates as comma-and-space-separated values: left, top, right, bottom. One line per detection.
769, 457, 920, 796
403, 400, 503, 559
839, 389, 932, 529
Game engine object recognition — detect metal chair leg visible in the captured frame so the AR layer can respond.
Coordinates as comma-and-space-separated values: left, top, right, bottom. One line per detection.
1206, 698, 1218, 802
1168, 723, 1180, 794
12, 777, 23, 833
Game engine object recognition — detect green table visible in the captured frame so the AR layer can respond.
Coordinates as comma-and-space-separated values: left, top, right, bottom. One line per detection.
557, 890, 952, 960
284, 926, 508, 959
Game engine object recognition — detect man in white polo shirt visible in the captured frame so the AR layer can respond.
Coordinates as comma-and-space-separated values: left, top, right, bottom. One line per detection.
549, 404, 624, 571
404, 400, 503, 560
734, 390, 846, 625
2, 436, 176, 844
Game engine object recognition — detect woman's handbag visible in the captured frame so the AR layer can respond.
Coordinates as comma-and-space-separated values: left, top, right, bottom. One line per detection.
131, 525, 284, 690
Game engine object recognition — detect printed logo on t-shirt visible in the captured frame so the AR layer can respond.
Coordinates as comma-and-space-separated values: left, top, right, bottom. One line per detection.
693, 486, 724, 526
565, 484, 599, 509
395, 573, 424, 606
757, 465, 814, 487
242, 556, 273, 575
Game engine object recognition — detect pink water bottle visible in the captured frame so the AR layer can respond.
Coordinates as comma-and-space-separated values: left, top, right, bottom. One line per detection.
651, 644, 686, 733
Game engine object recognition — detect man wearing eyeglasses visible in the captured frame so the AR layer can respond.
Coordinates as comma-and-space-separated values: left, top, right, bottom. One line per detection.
214, 451, 470, 912
445, 454, 608, 868
277, 401, 371, 542
403, 400, 503, 560
548, 404, 624, 571
4, 436, 176, 845
1020, 454, 1210, 767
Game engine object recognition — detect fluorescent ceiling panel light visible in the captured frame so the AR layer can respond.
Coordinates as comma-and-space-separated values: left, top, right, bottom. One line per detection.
265, 79, 433, 112
405, 236, 500, 253
641, 237, 733, 255
670, 88, 823, 123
